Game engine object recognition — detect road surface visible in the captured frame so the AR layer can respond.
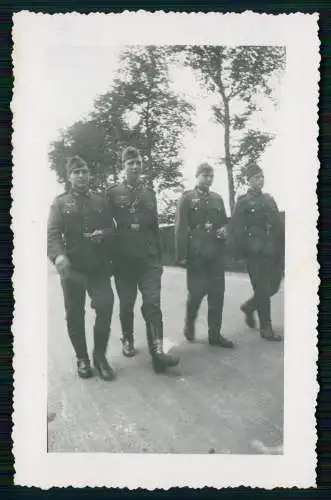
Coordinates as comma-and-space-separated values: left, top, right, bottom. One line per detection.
47, 266, 284, 454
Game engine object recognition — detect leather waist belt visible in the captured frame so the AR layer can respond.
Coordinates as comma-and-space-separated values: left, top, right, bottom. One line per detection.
245, 225, 272, 237
189, 223, 215, 233
117, 225, 150, 232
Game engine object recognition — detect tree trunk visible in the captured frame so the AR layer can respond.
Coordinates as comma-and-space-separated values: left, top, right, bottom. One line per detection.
226, 165, 235, 214
223, 98, 235, 213
146, 150, 153, 188
215, 51, 236, 214
145, 94, 154, 188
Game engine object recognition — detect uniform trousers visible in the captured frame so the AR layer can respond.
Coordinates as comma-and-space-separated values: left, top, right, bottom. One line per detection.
244, 254, 283, 329
61, 269, 114, 359
114, 257, 163, 336
186, 256, 225, 335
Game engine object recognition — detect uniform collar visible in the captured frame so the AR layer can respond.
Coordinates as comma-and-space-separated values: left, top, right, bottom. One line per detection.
70, 188, 91, 198
123, 179, 142, 190
248, 187, 262, 197
195, 186, 210, 196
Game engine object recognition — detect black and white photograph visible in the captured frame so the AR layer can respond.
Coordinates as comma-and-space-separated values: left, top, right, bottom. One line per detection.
12, 12, 319, 489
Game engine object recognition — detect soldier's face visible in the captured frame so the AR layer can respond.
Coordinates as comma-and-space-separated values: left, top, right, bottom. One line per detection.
124, 156, 142, 185
69, 165, 90, 190
197, 171, 214, 189
249, 173, 264, 190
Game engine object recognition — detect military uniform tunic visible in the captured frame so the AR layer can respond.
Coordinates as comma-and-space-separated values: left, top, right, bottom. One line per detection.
230, 188, 285, 329
47, 190, 115, 359
108, 181, 163, 338
175, 187, 228, 337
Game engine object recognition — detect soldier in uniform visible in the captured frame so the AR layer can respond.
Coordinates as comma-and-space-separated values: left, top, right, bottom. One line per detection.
230, 163, 284, 341
175, 163, 234, 348
108, 146, 179, 374
47, 156, 116, 380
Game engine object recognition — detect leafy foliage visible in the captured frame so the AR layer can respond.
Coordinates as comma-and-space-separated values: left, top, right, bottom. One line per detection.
48, 44, 284, 219
158, 187, 184, 225
174, 45, 285, 211
48, 120, 113, 192
49, 45, 195, 194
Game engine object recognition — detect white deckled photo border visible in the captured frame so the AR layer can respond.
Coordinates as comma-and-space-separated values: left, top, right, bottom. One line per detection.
11, 11, 319, 489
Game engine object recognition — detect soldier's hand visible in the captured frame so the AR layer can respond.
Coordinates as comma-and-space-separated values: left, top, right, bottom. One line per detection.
178, 259, 187, 267
55, 255, 70, 279
84, 230, 104, 243
216, 227, 227, 240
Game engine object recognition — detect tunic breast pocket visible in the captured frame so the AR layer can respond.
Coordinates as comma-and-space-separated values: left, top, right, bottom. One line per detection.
86, 206, 105, 231
245, 206, 258, 224
190, 198, 200, 211
207, 207, 222, 224
189, 199, 200, 224
63, 206, 80, 228
115, 195, 131, 209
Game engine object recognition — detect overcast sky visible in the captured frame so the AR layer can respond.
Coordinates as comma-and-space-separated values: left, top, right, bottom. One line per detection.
45, 45, 286, 214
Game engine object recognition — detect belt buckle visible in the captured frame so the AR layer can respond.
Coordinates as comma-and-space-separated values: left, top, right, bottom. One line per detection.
204, 222, 213, 232
131, 223, 140, 232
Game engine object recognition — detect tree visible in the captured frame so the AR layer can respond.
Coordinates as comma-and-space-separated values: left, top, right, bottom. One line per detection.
48, 119, 115, 192
176, 45, 285, 212
158, 186, 185, 225
232, 129, 275, 187
93, 45, 195, 191
90, 84, 141, 184
49, 45, 195, 194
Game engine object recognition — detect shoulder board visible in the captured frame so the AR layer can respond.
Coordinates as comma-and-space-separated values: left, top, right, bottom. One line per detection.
53, 192, 68, 202
55, 191, 67, 199
263, 193, 278, 208
210, 190, 222, 199
107, 183, 118, 190
235, 193, 248, 204
90, 191, 105, 200
182, 189, 193, 196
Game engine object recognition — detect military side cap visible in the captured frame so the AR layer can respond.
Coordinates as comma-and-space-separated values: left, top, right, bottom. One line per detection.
122, 146, 141, 163
195, 162, 214, 176
66, 155, 89, 175
246, 163, 263, 180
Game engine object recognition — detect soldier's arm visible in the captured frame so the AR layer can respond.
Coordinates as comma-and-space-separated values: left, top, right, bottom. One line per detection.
150, 191, 163, 260
100, 196, 116, 237
82, 196, 116, 243
219, 196, 228, 227
228, 197, 246, 257
265, 194, 285, 261
264, 194, 284, 233
47, 198, 66, 263
265, 193, 280, 213
174, 193, 189, 263
217, 195, 229, 235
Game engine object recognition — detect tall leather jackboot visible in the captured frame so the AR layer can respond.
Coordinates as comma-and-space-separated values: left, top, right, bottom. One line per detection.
68, 328, 93, 379
121, 332, 138, 358
149, 322, 180, 374
260, 323, 282, 342
93, 323, 116, 381
145, 321, 154, 356
120, 309, 137, 357
183, 317, 195, 342
240, 300, 257, 329
208, 330, 234, 348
